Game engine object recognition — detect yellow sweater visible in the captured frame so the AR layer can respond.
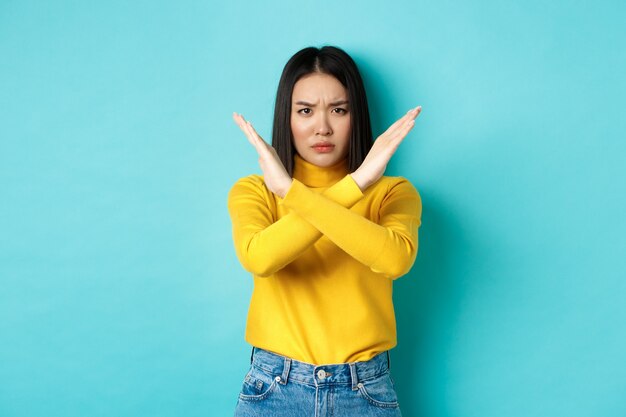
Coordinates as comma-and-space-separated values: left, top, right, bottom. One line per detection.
227, 154, 422, 365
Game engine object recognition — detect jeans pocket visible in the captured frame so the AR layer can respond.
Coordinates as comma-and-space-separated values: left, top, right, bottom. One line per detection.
357, 372, 400, 409
238, 365, 279, 402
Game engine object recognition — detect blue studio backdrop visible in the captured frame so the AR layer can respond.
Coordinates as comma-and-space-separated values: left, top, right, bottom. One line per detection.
1, 1, 625, 416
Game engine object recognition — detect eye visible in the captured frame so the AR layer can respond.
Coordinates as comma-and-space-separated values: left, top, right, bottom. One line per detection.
332, 108, 348, 114
297, 108, 312, 115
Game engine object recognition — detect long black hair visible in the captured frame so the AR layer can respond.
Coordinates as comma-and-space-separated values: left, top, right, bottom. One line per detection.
271, 46, 373, 176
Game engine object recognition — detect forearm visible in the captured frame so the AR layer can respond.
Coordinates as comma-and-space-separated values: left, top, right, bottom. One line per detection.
229, 175, 364, 276
281, 179, 420, 279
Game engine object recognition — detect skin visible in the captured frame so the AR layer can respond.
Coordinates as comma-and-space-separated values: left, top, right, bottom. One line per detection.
232, 73, 422, 198
290, 73, 351, 168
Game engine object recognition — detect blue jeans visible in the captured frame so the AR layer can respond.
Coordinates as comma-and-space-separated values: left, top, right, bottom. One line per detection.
234, 346, 403, 417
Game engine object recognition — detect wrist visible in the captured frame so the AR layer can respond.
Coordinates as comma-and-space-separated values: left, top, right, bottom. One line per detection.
278, 179, 294, 199
350, 169, 370, 192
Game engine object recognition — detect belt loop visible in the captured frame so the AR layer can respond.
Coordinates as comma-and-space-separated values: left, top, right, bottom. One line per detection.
349, 362, 359, 390
280, 357, 291, 385
250, 346, 255, 364
386, 351, 391, 370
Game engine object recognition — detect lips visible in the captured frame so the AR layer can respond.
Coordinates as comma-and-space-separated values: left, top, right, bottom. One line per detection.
311, 142, 335, 153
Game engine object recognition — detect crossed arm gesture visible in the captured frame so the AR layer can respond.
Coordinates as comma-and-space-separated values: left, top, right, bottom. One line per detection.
232, 106, 421, 197
229, 106, 422, 278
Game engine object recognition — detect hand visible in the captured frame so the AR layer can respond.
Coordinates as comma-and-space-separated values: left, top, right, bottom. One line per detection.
351, 106, 422, 191
233, 112, 293, 198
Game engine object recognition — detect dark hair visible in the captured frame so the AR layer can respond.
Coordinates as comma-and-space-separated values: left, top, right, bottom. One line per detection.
271, 46, 373, 176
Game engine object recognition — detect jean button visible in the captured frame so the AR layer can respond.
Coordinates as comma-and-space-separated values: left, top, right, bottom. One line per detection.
317, 370, 326, 379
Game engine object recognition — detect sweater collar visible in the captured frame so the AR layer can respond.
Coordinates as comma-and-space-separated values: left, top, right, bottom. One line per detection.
292, 153, 349, 188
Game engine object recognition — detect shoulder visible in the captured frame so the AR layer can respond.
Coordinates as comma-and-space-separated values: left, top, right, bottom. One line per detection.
229, 174, 266, 194
372, 176, 422, 218
227, 174, 272, 203
374, 175, 421, 199
229, 174, 265, 190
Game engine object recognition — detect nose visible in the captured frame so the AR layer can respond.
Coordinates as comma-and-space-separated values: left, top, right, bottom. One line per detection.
315, 114, 332, 136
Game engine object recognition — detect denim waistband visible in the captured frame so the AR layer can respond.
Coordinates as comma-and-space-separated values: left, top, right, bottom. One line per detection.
249, 347, 391, 390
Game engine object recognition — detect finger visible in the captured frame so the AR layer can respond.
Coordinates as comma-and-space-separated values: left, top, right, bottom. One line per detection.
383, 106, 421, 136
234, 113, 267, 152
381, 115, 418, 146
402, 106, 422, 124
245, 120, 268, 145
233, 113, 259, 148
243, 120, 272, 154
391, 106, 422, 134
392, 116, 416, 137
387, 109, 414, 131
233, 112, 252, 134
233, 112, 249, 129
242, 122, 266, 152
389, 118, 416, 144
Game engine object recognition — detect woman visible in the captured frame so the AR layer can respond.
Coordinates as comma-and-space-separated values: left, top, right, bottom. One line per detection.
228, 45, 422, 416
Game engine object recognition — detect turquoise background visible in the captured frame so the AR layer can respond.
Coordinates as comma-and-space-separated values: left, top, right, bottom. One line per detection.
1, 0, 625, 416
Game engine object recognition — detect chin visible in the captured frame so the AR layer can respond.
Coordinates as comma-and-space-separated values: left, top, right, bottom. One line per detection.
306, 153, 342, 167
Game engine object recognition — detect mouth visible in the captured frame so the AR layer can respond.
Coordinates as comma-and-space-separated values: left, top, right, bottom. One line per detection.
311, 142, 335, 153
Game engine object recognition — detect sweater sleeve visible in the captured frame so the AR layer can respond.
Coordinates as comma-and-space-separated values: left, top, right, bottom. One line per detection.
281, 177, 422, 279
227, 174, 365, 277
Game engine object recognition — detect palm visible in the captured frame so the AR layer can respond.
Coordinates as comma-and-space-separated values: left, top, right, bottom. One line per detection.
352, 106, 422, 190
232, 112, 292, 198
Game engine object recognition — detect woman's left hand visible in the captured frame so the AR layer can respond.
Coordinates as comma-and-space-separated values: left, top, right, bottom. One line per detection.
233, 112, 293, 198
351, 106, 422, 191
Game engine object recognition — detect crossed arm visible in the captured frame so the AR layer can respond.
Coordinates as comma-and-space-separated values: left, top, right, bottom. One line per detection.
228, 173, 364, 277
230, 107, 422, 279
228, 173, 421, 279
281, 177, 421, 279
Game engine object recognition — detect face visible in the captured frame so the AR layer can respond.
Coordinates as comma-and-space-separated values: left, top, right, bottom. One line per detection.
290, 73, 351, 167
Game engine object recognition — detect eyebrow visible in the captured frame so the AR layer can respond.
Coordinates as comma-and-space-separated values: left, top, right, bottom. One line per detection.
294, 100, 349, 106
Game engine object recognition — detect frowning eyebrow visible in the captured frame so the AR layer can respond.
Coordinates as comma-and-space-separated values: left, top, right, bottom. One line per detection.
294, 100, 349, 106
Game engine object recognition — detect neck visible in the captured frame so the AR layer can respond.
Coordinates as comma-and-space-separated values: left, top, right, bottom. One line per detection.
292, 154, 349, 187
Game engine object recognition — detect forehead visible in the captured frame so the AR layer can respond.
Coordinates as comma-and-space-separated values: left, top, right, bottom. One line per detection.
292, 73, 347, 100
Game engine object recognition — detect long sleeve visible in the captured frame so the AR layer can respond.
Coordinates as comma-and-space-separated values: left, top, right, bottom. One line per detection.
227, 174, 364, 277
231, 161, 423, 365
281, 177, 421, 279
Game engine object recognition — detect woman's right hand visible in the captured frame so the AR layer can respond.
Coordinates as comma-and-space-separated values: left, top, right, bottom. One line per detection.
233, 112, 293, 198
351, 106, 422, 191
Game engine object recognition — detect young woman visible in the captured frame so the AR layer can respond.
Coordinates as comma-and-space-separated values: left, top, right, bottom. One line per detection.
228, 45, 422, 417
